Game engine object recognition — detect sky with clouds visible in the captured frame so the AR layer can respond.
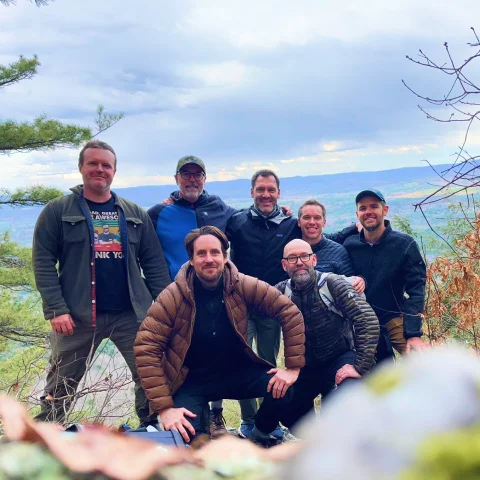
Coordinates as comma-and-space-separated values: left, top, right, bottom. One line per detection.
1, 0, 479, 190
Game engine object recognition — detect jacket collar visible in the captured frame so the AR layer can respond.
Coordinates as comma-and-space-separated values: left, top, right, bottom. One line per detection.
248, 204, 292, 225
310, 235, 327, 252
170, 190, 209, 207
175, 259, 240, 304
359, 219, 392, 245
70, 184, 119, 205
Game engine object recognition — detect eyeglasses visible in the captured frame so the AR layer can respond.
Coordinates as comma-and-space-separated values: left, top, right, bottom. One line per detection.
177, 171, 205, 181
283, 253, 314, 264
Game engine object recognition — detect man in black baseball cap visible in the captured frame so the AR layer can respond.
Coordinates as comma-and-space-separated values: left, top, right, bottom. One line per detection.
340, 188, 427, 363
355, 189, 386, 205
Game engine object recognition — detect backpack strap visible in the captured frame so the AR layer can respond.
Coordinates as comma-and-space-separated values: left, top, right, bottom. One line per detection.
284, 273, 354, 320
283, 280, 293, 299
318, 273, 344, 318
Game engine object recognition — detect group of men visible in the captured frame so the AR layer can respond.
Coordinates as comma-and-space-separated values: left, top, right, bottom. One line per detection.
32, 140, 427, 447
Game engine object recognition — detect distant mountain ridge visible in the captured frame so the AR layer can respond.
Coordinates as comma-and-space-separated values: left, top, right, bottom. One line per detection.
114, 163, 452, 207
0, 163, 453, 247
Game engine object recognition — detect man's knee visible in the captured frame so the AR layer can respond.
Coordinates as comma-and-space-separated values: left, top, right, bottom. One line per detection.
262, 382, 294, 407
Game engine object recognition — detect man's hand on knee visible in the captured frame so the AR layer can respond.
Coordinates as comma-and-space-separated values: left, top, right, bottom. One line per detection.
159, 407, 196, 442
335, 364, 361, 385
50, 314, 75, 336
267, 367, 300, 399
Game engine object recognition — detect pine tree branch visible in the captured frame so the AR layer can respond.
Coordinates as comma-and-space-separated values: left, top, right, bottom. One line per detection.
0, 0, 52, 6
0, 56, 39, 88
0, 186, 64, 207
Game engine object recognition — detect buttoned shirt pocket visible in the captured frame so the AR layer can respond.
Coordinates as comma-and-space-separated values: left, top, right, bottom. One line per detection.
126, 216, 143, 245
61, 215, 88, 243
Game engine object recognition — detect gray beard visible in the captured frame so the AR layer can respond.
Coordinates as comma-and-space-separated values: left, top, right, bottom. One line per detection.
292, 269, 315, 289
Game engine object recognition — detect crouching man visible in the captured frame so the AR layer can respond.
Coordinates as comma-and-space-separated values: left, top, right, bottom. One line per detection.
276, 239, 379, 429
134, 226, 305, 446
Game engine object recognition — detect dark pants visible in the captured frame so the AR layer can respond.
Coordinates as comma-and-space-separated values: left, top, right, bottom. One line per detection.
375, 325, 396, 366
283, 350, 358, 432
239, 313, 281, 423
35, 310, 149, 424
173, 362, 291, 439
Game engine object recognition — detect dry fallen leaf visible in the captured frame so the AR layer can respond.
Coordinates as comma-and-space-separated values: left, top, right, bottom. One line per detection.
0, 395, 194, 480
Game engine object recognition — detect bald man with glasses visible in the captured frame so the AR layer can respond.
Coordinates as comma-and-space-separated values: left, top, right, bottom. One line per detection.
276, 239, 379, 430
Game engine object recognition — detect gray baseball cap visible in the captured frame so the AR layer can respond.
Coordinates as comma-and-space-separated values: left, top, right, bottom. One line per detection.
176, 155, 206, 174
355, 189, 386, 204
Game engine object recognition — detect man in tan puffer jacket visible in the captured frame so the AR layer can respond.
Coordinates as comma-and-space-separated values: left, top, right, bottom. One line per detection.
134, 226, 305, 445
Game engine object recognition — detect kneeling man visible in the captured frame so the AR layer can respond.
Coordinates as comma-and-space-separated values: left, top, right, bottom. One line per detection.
134, 226, 305, 445
276, 239, 379, 429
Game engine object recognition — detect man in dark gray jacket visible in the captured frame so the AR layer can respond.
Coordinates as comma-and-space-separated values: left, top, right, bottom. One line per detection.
33, 140, 170, 424
276, 239, 379, 429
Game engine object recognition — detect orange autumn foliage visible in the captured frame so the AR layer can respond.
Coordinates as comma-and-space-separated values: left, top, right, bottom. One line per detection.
424, 214, 480, 349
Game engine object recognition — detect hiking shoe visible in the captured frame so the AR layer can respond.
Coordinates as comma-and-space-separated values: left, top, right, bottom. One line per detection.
249, 432, 283, 449
270, 424, 285, 441
210, 408, 227, 439
237, 422, 254, 439
281, 427, 299, 443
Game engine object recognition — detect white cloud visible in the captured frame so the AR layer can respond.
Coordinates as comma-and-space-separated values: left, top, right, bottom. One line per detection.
181, 0, 478, 48
113, 175, 175, 188
386, 144, 438, 154
183, 61, 252, 87
1, 0, 478, 190
210, 170, 240, 182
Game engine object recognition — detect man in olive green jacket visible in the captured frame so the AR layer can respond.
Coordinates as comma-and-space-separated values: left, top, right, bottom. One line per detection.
33, 140, 170, 424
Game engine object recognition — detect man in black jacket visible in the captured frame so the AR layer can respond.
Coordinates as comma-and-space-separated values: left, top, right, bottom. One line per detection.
226, 169, 298, 438
276, 239, 379, 429
343, 189, 427, 362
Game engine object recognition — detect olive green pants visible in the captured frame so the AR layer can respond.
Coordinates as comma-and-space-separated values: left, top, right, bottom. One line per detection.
386, 316, 407, 355
35, 310, 150, 424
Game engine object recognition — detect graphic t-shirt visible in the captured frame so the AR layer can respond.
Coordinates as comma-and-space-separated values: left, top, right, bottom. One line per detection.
86, 197, 131, 312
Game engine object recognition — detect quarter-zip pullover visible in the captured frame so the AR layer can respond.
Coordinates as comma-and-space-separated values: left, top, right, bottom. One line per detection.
226, 206, 298, 286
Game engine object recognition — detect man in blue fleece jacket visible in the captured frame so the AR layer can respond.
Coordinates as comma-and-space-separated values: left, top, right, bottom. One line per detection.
148, 156, 236, 281
147, 155, 236, 438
